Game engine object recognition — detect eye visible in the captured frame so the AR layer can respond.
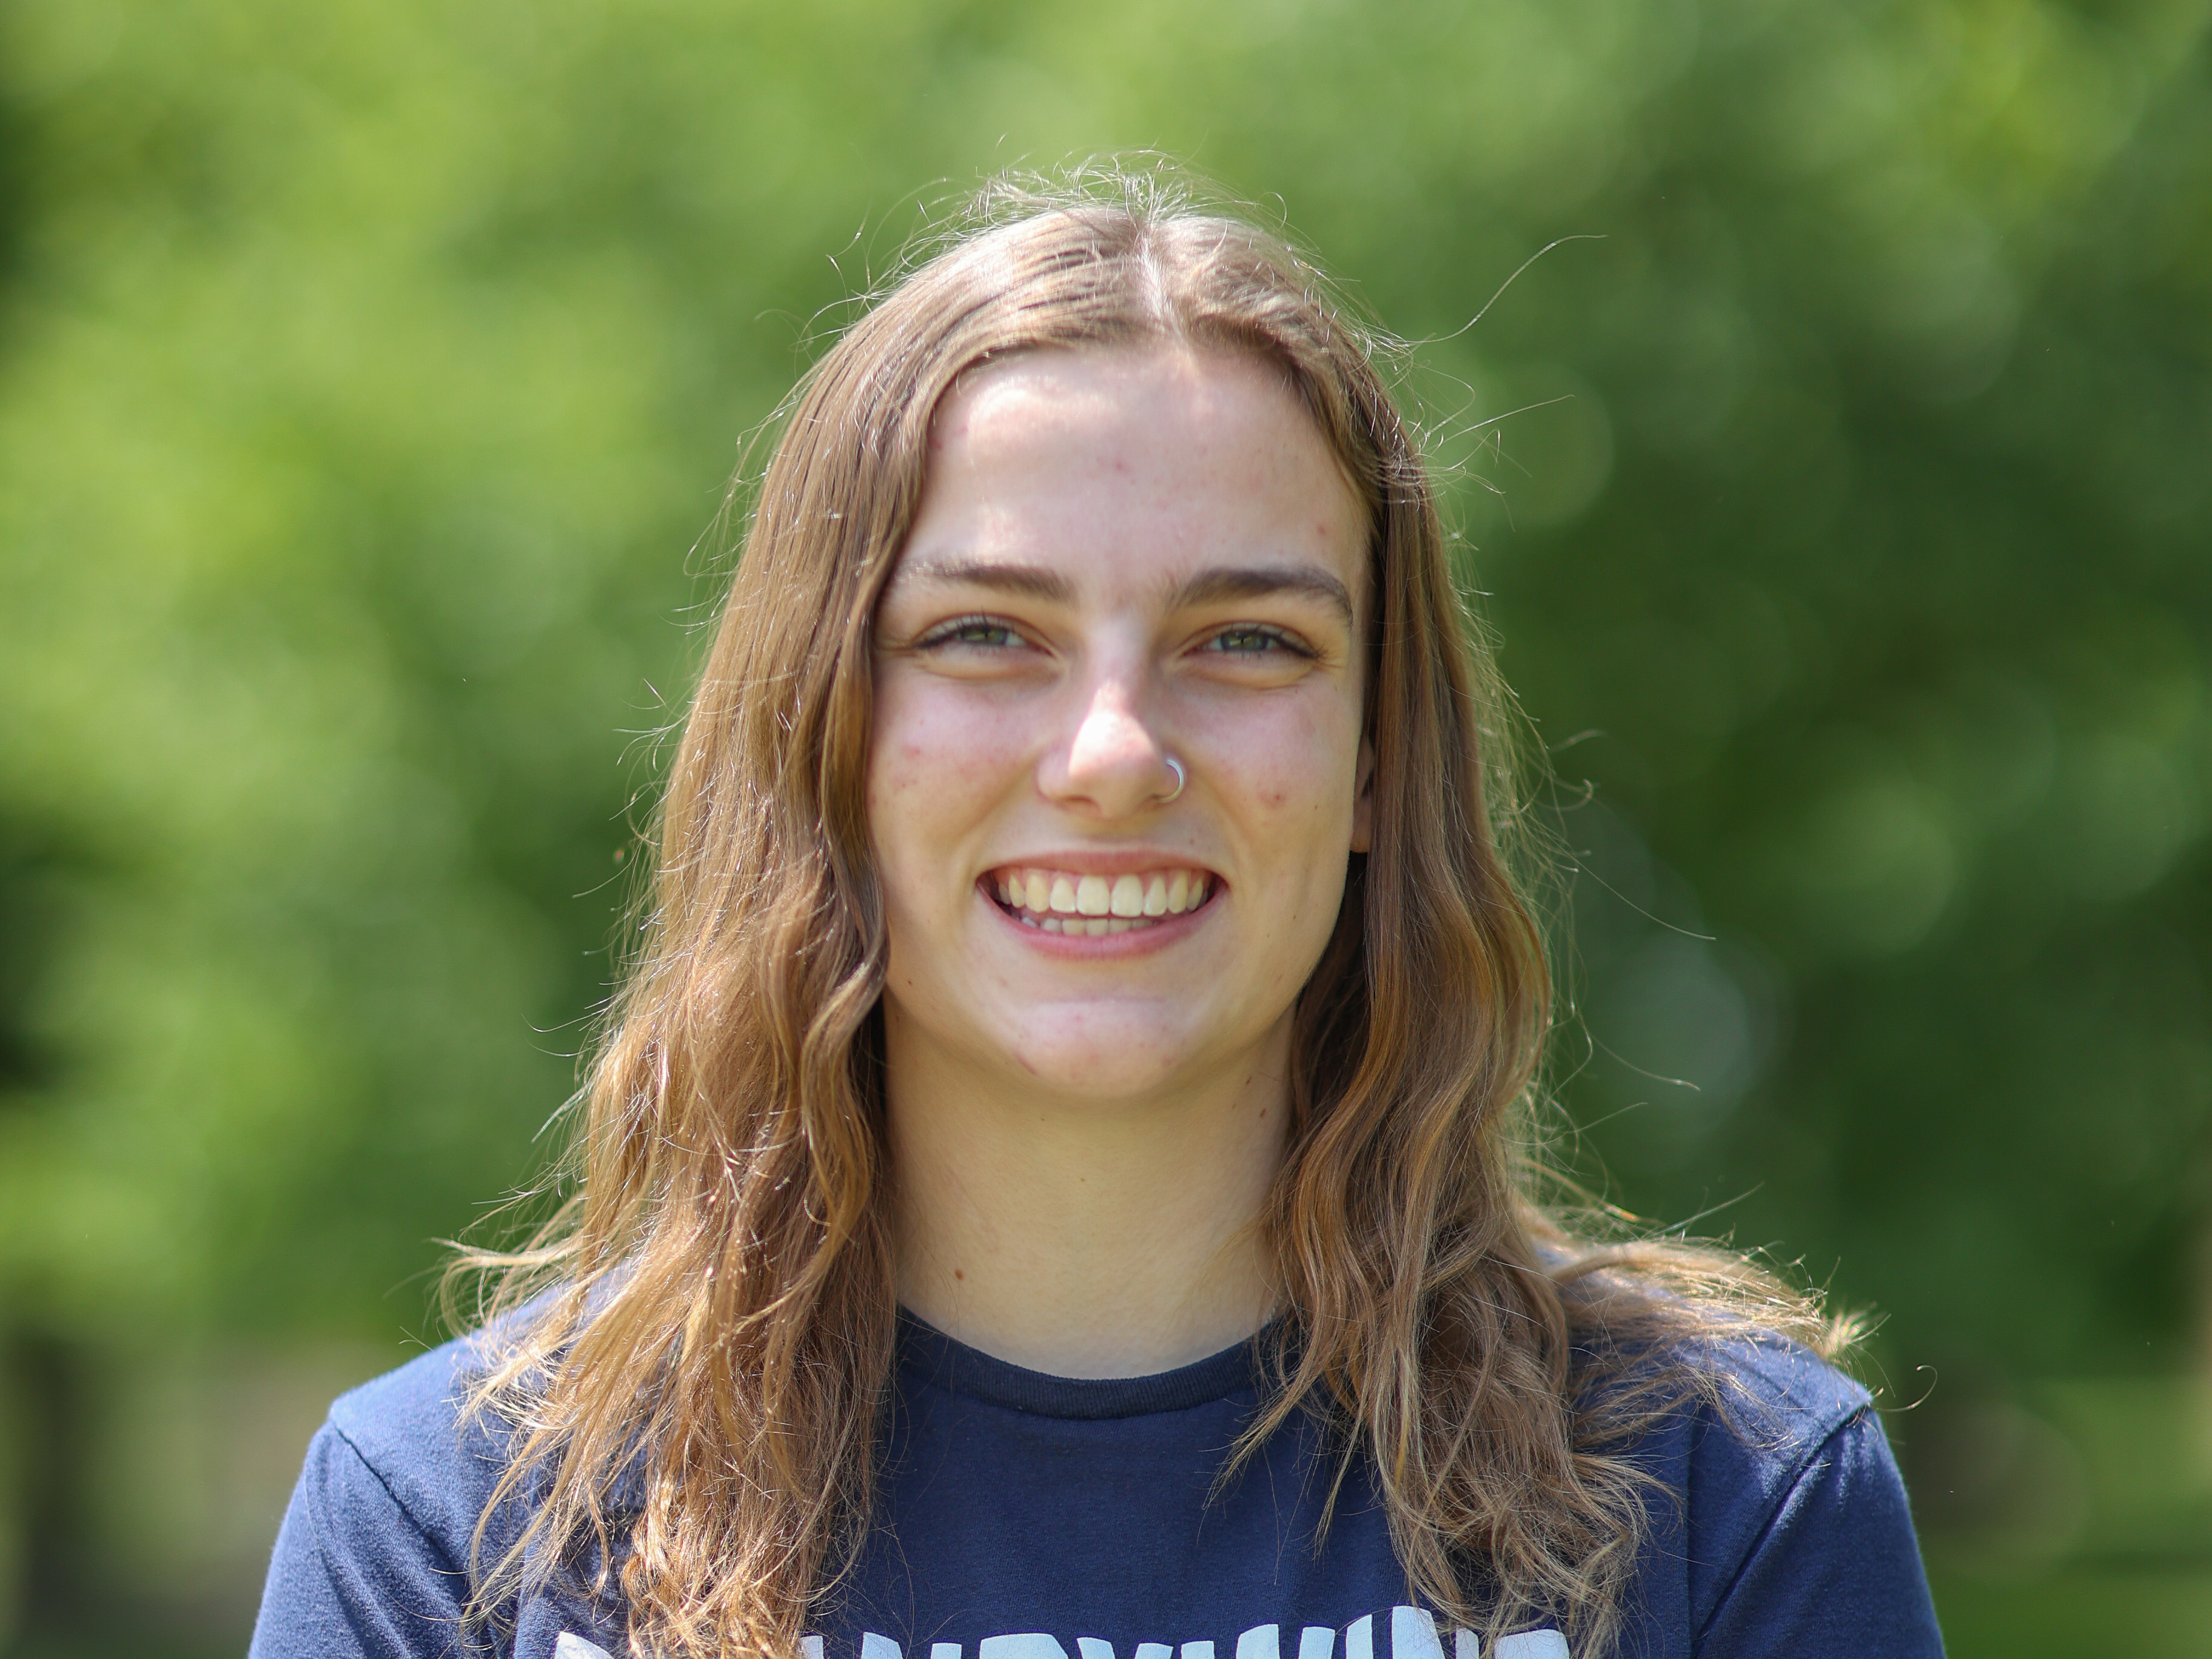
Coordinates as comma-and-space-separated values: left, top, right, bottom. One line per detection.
1203, 624, 1313, 657
918, 614, 1027, 651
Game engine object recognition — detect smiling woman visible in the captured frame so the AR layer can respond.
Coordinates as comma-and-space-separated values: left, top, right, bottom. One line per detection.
871, 347, 1373, 1378
248, 175, 1943, 1659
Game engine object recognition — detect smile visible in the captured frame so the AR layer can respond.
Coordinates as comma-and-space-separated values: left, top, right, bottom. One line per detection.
986, 865, 1215, 935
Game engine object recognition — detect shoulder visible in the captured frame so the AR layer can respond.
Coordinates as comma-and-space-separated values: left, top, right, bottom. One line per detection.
320, 1331, 520, 1563
1603, 1335, 1942, 1655
1672, 1336, 1884, 1564
1581, 1329, 1874, 1479
250, 1333, 531, 1658
1681, 1332, 1877, 1490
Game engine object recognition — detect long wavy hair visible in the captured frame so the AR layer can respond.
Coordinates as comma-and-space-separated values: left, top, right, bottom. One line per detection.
456, 170, 1851, 1659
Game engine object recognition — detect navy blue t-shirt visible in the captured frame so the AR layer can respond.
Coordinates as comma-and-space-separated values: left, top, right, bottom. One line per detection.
250, 1315, 1942, 1658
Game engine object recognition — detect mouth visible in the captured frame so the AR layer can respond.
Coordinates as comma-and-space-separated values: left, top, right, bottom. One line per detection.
983, 864, 1217, 936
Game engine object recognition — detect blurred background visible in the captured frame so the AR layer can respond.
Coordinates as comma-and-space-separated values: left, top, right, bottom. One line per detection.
0, 0, 2207, 1652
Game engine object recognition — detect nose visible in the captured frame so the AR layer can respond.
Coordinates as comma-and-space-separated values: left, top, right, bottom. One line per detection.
1041, 672, 1181, 819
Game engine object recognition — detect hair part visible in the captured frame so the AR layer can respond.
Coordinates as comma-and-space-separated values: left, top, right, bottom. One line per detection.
450, 165, 1854, 1659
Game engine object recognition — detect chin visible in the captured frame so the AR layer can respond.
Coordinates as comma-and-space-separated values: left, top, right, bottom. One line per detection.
997, 1014, 1215, 1099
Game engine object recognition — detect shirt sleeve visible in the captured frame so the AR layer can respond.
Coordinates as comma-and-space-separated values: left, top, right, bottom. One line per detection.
249, 1421, 480, 1659
1695, 1407, 1944, 1657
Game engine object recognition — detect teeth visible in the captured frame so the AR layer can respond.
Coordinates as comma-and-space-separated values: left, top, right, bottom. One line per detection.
990, 865, 1213, 931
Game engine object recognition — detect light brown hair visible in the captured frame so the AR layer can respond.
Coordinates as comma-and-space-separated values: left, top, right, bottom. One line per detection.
456, 169, 1849, 1659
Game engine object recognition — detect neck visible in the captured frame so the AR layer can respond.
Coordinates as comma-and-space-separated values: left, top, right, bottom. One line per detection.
885, 1014, 1290, 1379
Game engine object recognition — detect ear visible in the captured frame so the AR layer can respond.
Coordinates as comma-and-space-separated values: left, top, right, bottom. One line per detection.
1350, 734, 1376, 854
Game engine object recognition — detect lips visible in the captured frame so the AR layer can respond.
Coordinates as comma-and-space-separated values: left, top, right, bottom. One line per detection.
986, 865, 1214, 936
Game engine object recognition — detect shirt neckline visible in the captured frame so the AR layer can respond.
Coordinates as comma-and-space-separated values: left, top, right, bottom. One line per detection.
894, 1309, 1269, 1419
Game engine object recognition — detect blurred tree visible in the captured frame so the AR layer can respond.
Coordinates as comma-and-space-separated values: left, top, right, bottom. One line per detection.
0, 0, 2207, 1646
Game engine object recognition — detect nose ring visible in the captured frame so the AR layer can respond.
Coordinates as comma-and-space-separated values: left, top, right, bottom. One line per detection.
1160, 756, 1187, 803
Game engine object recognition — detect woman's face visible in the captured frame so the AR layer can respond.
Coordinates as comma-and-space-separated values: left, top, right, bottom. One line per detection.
869, 344, 1372, 1105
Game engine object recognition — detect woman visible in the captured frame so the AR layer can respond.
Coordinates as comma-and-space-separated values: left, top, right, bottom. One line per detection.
251, 176, 1943, 1659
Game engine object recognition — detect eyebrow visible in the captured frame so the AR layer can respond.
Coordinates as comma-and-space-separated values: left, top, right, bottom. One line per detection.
895, 558, 1076, 602
898, 557, 1353, 625
1164, 565, 1355, 625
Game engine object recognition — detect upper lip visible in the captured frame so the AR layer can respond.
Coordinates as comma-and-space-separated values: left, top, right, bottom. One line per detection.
983, 850, 1219, 879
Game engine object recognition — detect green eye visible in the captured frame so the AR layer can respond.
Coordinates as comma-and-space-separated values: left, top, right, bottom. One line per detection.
1208, 625, 1302, 655
924, 617, 1022, 649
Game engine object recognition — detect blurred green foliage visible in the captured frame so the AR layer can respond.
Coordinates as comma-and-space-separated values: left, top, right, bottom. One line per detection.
0, 0, 2208, 1651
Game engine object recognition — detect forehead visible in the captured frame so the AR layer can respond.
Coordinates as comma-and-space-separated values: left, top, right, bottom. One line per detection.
896, 344, 1367, 613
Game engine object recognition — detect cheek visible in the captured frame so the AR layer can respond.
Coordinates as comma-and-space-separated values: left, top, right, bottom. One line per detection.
1228, 699, 1362, 834
874, 710, 1017, 797
867, 680, 1031, 867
